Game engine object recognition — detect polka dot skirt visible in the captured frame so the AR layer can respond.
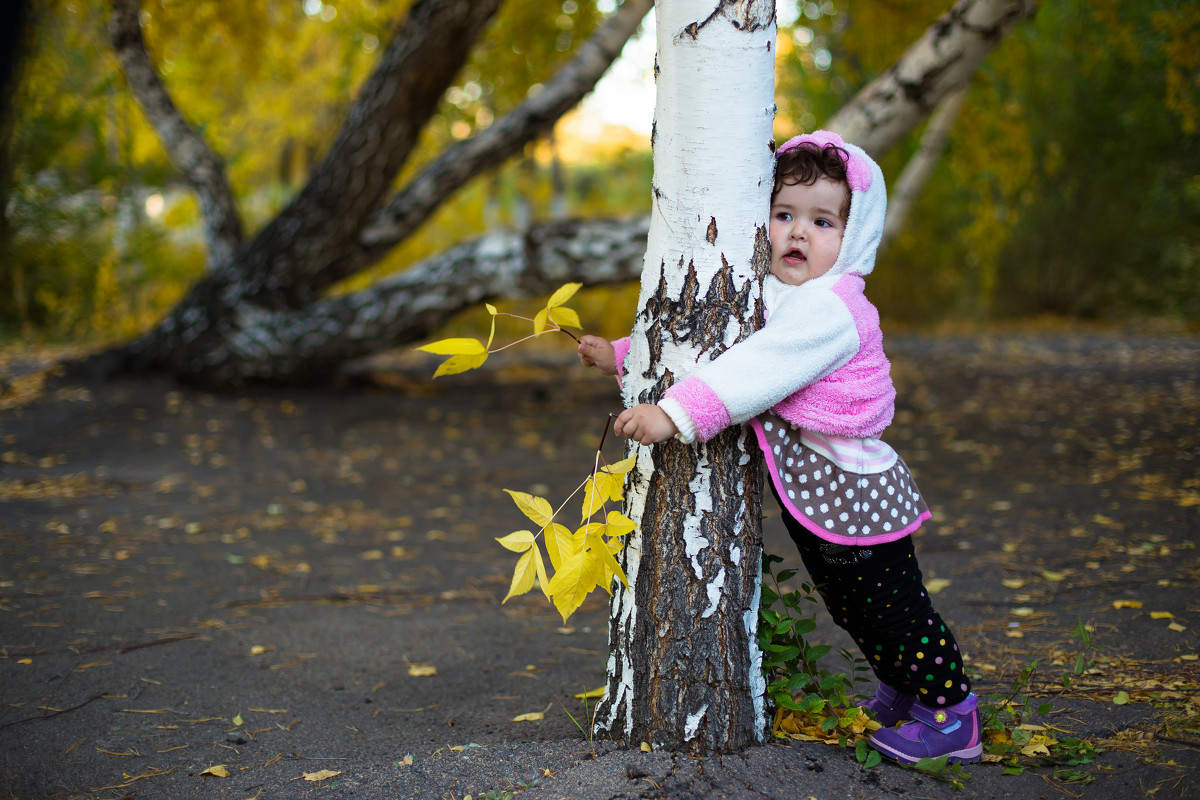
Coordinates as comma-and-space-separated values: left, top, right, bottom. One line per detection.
758, 411, 929, 540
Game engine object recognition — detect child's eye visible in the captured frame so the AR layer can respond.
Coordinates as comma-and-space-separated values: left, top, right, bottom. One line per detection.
774, 211, 792, 222
815, 218, 833, 228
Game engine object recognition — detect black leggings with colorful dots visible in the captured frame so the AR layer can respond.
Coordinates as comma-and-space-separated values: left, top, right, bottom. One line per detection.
772, 485, 971, 708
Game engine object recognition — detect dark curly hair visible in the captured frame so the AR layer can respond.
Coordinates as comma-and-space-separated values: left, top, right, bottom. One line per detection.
773, 142, 852, 222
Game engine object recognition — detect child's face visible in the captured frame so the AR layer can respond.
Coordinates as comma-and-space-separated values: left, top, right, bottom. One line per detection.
768, 177, 848, 286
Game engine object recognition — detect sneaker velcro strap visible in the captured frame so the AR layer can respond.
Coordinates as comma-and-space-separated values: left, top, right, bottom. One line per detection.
909, 702, 961, 733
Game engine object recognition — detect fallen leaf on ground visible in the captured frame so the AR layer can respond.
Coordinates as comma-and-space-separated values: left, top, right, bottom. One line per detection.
1168, 622, 1187, 632
302, 769, 341, 781
407, 663, 437, 677
201, 765, 229, 778
513, 710, 545, 722
574, 686, 605, 700
1150, 611, 1174, 619
925, 578, 950, 594
1113, 600, 1143, 609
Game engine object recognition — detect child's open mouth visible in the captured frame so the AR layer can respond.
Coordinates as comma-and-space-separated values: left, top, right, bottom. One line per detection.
783, 248, 806, 263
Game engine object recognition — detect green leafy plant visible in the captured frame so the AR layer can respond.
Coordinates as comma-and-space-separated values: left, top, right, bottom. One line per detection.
760, 552, 877, 745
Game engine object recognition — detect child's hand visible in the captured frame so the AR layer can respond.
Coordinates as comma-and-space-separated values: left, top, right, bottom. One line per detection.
615, 404, 678, 445
578, 335, 617, 376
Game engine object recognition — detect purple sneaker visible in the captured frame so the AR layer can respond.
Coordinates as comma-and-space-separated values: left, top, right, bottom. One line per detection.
869, 693, 983, 765
857, 683, 916, 727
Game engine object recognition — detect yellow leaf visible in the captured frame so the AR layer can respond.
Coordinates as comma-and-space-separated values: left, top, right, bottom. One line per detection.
432, 352, 489, 378
1168, 622, 1187, 632
545, 282, 582, 309
1113, 600, 1143, 609
1113, 691, 1130, 705
925, 578, 951, 594
546, 551, 593, 622
302, 769, 342, 781
586, 532, 628, 591
496, 530, 535, 553
1012, 607, 1035, 617
640, 742, 652, 752
549, 306, 581, 330
503, 490, 555, 528
512, 710, 545, 722
532, 544, 550, 601
503, 548, 539, 602
600, 455, 637, 475
1020, 743, 1051, 757
17, 658, 31, 665
201, 765, 229, 778
533, 308, 552, 335
543, 522, 575, 569
605, 511, 636, 537
574, 686, 606, 700
582, 471, 624, 521
231, 713, 243, 727
1002, 579, 1025, 589
407, 663, 437, 677
416, 337, 487, 356
1150, 611, 1175, 619
484, 304, 497, 349
1041, 570, 1067, 582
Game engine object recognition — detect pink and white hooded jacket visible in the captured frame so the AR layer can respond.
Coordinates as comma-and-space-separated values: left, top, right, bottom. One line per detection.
652, 132, 896, 446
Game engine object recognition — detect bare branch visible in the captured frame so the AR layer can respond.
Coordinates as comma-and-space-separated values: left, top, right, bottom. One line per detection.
108, 0, 243, 268
357, 0, 654, 255
828, 0, 1036, 156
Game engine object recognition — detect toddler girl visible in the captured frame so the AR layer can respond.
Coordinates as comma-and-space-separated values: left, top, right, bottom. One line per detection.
578, 131, 981, 765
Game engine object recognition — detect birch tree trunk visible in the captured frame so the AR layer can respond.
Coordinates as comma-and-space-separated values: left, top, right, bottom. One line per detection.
593, 0, 776, 753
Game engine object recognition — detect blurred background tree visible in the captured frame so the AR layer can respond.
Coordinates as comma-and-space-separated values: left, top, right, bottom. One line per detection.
2, 0, 1196, 348
778, 0, 1199, 325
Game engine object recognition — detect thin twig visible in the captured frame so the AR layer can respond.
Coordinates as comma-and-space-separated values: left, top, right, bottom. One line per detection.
0, 693, 106, 730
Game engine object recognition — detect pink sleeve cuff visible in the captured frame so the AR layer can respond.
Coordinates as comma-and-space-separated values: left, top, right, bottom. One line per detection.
663, 377, 731, 443
611, 337, 631, 386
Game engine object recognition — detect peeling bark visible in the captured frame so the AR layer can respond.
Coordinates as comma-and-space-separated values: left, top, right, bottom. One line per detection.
827, 0, 1036, 156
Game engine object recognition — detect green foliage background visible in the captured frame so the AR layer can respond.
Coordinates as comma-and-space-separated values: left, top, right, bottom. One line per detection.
1, 0, 1197, 344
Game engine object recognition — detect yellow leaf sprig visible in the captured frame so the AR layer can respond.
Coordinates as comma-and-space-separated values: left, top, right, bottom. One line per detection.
416, 283, 583, 377
498, 452, 637, 623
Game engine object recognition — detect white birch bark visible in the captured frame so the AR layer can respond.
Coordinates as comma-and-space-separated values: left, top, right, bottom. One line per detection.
828, 0, 1036, 156
594, 0, 775, 753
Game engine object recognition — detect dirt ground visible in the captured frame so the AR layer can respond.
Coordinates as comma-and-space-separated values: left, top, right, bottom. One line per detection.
1, 332, 1198, 800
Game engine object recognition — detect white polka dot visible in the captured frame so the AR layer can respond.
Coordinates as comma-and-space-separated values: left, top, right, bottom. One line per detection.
871, 489, 879, 499
887, 485, 895, 495
825, 519, 835, 529
848, 525, 857, 534
824, 464, 832, 475
786, 457, 794, 467
788, 489, 796, 499
784, 473, 793, 483
773, 445, 781, 456
812, 470, 821, 480
846, 488, 855, 499
801, 490, 810, 500
871, 512, 880, 522
816, 487, 825, 498
810, 454, 818, 464
805, 506, 815, 516
880, 475, 888, 485
798, 473, 808, 484
819, 503, 829, 514
862, 525, 871, 534
883, 522, 892, 531
881, 499, 889, 509
839, 512, 849, 522
891, 507, 899, 518
828, 481, 837, 491
853, 502, 861, 513
838, 474, 846, 484
763, 421, 773, 431
834, 497, 842, 508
